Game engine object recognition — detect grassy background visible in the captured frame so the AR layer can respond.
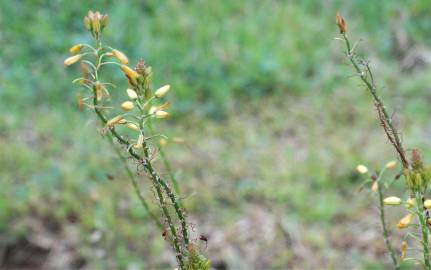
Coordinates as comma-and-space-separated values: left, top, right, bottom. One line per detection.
1, 0, 431, 269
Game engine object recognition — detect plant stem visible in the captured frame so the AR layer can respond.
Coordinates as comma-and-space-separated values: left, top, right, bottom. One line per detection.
376, 178, 399, 269
415, 191, 431, 270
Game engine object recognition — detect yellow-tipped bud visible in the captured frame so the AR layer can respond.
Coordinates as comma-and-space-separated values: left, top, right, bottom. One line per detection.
385, 161, 397, 169
424, 199, 431, 209
133, 134, 144, 149
371, 181, 378, 192
69, 44, 83, 54
383, 196, 402, 206
126, 123, 139, 131
155, 84, 171, 98
155, 110, 169, 119
106, 115, 123, 128
397, 213, 413, 229
120, 65, 140, 81
112, 49, 129, 64
356, 164, 368, 174
121, 101, 134, 111
159, 138, 167, 147
406, 198, 415, 209
64, 54, 83, 66
126, 88, 138, 100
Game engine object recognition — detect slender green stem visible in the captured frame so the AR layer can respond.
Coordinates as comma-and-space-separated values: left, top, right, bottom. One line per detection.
415, 191, 431, 270
376, 177, 399, 269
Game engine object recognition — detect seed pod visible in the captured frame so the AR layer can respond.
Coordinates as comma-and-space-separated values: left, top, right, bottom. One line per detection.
121, 101, 134, 111
383, 196, 402, 206
64, 54, 83, 66
126, 123, 139, 131
155, 110, 169, 119
69, 44, 83, 54
155, 85, 170, 98
356, 165, 368, 174
126, 89, 138, 99
112, 49, 129, 64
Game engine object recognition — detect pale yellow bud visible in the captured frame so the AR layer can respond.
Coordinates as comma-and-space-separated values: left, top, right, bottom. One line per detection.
106, 115, 123, 128
406, 198, 415, 209
126, 88, 138, 99
126, 123, 139, 131
155, 110, 169, 119
69, 44, 83, 54
155, 84, 170, 98
133, 134, 144, 149
385, 161, 397, 169
159, 138, 167, 147
112, 49, 129, 64
172, 137, 185, 144
356, 164, 368, 174
424, 199, 431, 209
64, 54, 83, 66
383, 196, 402, 206
118, 119, 127, 124
121, 101, 134, 111
397, 213, 413, 229
149, 106, 157, 115
371, 181, 378, 192
120, 65, 140, 81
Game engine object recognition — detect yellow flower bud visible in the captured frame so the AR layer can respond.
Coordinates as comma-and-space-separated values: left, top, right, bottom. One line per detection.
118, 119, 127, 124
121, 101, 134, 111
64, 54, 83, 66
424, 199, 431, 209
383, 196, 402, 206
396, 213, 413, 229
106, 115, 123, 128
69, 44, 83, 54
126, 123, 139, 131
120, 65, 140, 81
155, 84, 170, 98
133, 134, 144, 149
406, 198, 415, 209
371, 181, 378, 192
401, 241, 407, 260
126, 88, 138, 99
385, 161, 397, 169
112, 49, 129, 64
159, 138, 167, 147
155, 110, 169, 119
356, 164, 368, 174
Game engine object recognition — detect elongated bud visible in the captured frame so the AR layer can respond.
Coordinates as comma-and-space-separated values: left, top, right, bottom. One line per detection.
371, 181, 378, 192
383, 196, 402, 206
384, 160, 397, 169
69, 44, 83, 54
396, 213, 413, 229
335, 13, 347, 34
121, 101, 134, 111
133, 134, 144, 149
126, 123, 139, 131
405, 198, 415, 208
120, 65, 140, 84
424, 199, 431, 209
159, 138, 167, 147
106, 115, 123, 128
401, 241, 407, 260
356, 164, 368, 174
172, 137, 185, 144
155, 84, 171, 98
118, 119, 127, 124
155, 110, 169, 119
126, 89, 138, 99
112, 49, 129, 64
64, 54, 83, 66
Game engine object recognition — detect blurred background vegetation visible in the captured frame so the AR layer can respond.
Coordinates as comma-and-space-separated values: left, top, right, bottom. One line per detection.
1, 0, 431, 269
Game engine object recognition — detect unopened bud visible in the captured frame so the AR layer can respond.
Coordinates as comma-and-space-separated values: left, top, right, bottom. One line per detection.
155, 84, 170, 98
371, 181, 378, 192
106, 115, 123, 128
133, 134, 144, 149
112, 49, 129, 64
126, 88, 138, 99
385, 160, 397, 169
159, 138, 167, 147
64, 54, 83, 66
356, 164, 368, 174
120, 65, 140, 83
155, 110, 169, 119
405, 198, 415, 209
401, 241, 407, 260
424, 199, 431, 209
126, 123, 139, 131
396, 213, 413, 229
335, 13, 347, 34
69, 44, 83, 54
121, 101, 134, 111
383, 196, 402, 206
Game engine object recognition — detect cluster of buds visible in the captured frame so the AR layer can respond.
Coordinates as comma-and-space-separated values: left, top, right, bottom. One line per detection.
383, 195, 431, 229
84, 10, 108, 39
404, 149, 431, 192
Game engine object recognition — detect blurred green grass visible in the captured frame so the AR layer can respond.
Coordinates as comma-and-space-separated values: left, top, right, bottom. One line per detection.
1, 0, 431, 269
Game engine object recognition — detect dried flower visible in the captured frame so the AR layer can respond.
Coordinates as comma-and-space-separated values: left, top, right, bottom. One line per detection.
383, 196, 402, 206
64, 54, 83, 66
121, 101, 135, 111
126, 88, 138, 99
335, 13, 347, 34
120, 65, 140, 84
106, 115, 123, 128
385, 161, 397, 169
155, 85, 171, 98
356, 164, 368, 174
112, 49, 129, 64
397, 213, 413, 229
155, 110, 169, 119
69, 44, 83, 54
